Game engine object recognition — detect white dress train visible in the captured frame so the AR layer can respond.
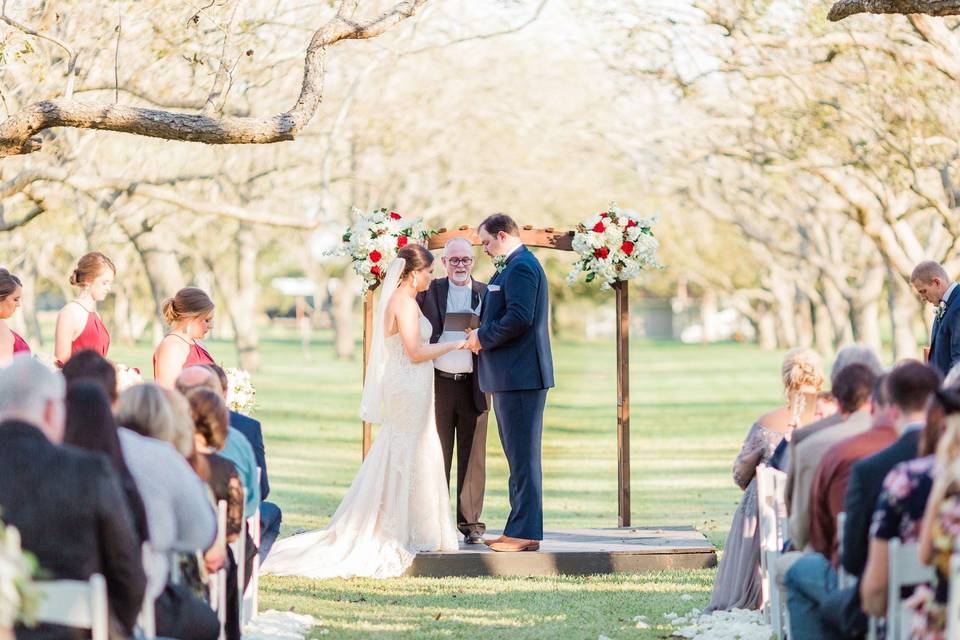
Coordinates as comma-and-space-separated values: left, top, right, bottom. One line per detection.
261, 314, 459, 579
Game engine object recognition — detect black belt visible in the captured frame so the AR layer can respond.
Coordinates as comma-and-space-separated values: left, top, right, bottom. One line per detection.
436, 370, 472, 382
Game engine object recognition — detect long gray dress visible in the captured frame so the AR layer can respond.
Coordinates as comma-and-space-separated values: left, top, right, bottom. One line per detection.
706, 422, 785, 613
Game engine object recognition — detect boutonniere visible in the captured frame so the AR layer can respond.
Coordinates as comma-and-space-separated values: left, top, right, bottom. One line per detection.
936, 304, 947, 321
492, 255, 507, 273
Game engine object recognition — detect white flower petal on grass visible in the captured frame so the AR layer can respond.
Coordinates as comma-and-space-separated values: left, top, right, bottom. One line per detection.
680, 594, 694, 601
670, 607, 771, 640
243, 610, 318, 640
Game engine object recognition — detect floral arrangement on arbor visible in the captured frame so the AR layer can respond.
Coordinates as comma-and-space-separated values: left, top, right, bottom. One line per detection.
337, 207, 432, 292
567, 204, 661, 290
225, 367, 256, 415
0, 519, 38, 632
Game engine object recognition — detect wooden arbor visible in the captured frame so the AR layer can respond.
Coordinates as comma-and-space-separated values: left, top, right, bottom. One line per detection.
360, 225, 635, 527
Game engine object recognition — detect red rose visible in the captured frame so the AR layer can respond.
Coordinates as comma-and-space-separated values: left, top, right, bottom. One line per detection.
371, 265, 383, 278
592, 221, 606, 233
626, 219, 637, 228
594, 247, 609, 259
600, 212, 608, 218
397, 235, 408, 248
621, 241, 635, 256
369, 250, 382, 263
389, 211, 402, 220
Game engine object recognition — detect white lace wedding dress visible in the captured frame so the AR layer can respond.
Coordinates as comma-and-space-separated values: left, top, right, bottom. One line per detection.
261, 313, 459, 579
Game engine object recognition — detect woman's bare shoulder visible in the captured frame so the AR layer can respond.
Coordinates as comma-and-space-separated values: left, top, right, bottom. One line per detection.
756, 406, 790, 431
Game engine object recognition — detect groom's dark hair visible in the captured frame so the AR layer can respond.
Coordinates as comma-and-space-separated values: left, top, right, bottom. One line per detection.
479, 213, 519, 237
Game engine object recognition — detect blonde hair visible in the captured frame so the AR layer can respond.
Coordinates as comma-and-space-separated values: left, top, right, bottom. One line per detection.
70, 252, 115, 287
116, 383, 178, 446
163, 388, 196, 457
161, 287, 214, 326
781, 347, 825, 426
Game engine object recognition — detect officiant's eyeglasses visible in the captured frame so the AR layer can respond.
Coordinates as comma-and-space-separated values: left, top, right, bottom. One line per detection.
446, 257, 474, 266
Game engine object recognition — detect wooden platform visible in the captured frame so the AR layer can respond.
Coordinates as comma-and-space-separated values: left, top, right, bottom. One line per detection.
406, 526, 717, 577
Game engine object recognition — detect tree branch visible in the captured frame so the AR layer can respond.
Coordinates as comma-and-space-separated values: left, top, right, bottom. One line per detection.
829, 0, 960, 21
0, 0, 428, 157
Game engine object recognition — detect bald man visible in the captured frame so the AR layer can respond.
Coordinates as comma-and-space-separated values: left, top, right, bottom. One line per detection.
416, 237, 490, 544
912, 260, 960, 374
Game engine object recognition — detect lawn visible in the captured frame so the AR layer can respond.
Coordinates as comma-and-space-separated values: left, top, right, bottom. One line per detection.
110, 329, 784, 639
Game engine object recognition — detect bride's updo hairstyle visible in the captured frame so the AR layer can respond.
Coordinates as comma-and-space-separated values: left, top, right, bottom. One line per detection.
398, 244, 433, 281
162, 287, 215, 327
781, 347, 825, 425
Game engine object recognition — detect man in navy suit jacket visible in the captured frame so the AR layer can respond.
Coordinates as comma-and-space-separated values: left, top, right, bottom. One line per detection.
912, 260, 960, 375
466, 213, 554, 553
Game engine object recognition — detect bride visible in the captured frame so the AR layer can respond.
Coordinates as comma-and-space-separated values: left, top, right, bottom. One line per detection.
261, 245, 465, 578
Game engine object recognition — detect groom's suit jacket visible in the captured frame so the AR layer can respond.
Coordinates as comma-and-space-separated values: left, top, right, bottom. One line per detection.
417, 277, 488, 413
929, 285, 960, 375
477, 245, 554, 393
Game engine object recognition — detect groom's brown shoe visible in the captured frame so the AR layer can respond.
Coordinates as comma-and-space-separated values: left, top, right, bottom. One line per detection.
482, 535, 506, 546
489, 536, 540, 553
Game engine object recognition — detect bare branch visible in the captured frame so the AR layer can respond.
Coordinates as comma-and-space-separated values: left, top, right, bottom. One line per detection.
829, 0, 960, 21
0, 0, 428, 157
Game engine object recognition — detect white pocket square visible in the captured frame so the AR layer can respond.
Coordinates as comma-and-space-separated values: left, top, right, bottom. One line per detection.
487, 285, 501, 292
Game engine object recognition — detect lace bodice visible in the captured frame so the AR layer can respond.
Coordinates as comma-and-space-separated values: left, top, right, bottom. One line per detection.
734, 422, 786, 518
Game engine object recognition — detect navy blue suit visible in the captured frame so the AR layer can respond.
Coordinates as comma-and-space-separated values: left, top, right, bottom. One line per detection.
929, 286, 960, 375
229, 410, 282, 560
477, 245, 554, 540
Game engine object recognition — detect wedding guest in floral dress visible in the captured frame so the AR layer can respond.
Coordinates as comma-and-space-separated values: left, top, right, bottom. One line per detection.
706, 347, 824, 613
54, 252, 115, 366
914, 387, 960, 639
153, 287, 216, 388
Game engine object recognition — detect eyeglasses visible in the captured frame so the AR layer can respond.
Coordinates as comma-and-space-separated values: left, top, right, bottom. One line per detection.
447, 257, 474, 266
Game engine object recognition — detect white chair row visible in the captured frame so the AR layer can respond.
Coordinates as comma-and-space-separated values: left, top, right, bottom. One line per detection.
867, 538, 935, 640
757, 464, 790, 640
945, 541, 960, 639
33, 573, 109, 640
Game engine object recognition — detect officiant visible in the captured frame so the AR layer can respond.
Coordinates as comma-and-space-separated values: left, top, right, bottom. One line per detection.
417, 237, 490, 544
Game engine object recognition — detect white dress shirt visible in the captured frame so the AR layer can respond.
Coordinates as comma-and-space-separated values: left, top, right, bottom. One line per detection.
434, 279, 480, 374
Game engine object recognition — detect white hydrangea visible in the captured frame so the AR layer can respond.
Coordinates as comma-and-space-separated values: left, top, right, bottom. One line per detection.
225, 367, 256, 415
567, 203, 662, 289
114, 364, 143, 393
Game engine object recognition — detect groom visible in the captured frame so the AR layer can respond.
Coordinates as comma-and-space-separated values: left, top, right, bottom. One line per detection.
465, 213, 554, 553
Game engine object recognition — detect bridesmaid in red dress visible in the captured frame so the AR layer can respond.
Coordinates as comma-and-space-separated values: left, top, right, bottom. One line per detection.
0, 269, 31, 364
153, 287, 216, 389
54, 252, 115, 367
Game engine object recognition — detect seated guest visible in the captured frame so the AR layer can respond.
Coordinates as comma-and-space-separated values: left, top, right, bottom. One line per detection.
807, 375, 898, 565
784, 360, 941, 639
0, 355, 145, 639
706, 347, 824, 613
204, 362, 282, 560
188, 387, 247, 640
771, 344, 882, 472
860, 388, 951, 617
788, 363, 878, 550
914, 387, 960, 637
176, 366, 261, 517
63, 380, 150, 545
116, 383, 220, 640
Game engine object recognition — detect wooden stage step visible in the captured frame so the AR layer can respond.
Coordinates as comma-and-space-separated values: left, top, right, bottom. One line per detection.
406, 526, 717, 577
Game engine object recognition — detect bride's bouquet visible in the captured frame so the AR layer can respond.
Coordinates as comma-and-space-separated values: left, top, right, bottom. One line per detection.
567, 203, 662, 290
225, 367, 256, 415
0, 519, 39, 631
335, 207, 432, 292
114, 364, 143, 392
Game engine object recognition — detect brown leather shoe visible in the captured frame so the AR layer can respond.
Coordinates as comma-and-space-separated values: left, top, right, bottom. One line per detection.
489, 537, 540, 553
482, 535, 506, 546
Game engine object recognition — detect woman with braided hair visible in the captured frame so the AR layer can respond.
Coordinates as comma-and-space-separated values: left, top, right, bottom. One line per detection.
706, 347, 825, 613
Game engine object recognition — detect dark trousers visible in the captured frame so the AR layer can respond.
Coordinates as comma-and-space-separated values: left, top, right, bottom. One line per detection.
434, 373, 488, 536
155, 582, 220, 640
259, 500, 282, 561
493, 388, 547, 541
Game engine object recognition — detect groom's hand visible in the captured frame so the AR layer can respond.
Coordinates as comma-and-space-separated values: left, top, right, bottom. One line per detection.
464, 328, 481, 354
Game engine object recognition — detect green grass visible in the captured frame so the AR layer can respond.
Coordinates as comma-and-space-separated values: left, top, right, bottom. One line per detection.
109, 330, 783, 639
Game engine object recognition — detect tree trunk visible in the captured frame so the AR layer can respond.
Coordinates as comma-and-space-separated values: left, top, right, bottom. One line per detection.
16, 259, 42, 346
757, 306, 778, 350
232, 224, 261, 371
332, 273, 358, 360
811, 297, 835, 357
122, 220, 185, 343
700, 288, 718, 343
888, 268, 921, 360
851, 264, 885, 355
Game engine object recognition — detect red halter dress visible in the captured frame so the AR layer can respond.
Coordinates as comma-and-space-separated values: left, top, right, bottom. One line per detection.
152, 336, 215, 380
11, 331, 30, 355
71, 308, 111, 358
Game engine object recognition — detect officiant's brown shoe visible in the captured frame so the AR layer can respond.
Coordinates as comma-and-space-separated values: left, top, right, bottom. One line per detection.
489, 537, 540, 553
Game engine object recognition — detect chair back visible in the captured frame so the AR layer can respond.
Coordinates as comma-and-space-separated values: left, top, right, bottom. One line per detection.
137, 541, 157, 639
886, 538, 935, 640
947, 548, 960, 639
241, 467, 262, 625
34, 574, 109, 640
837, 512, 855, 589
756, 464, 789, 639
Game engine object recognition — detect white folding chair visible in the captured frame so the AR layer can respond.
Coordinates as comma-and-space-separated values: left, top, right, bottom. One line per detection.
229, 488, 247, 629
208, 499, 228, 640
885, 538, 935, 640
757, 464, 789, 640
837, 512, 855, 589
947, 547, 960, 639
242, 467, 262, 625
34, 573, 109, 640
137, 542, 157, 639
